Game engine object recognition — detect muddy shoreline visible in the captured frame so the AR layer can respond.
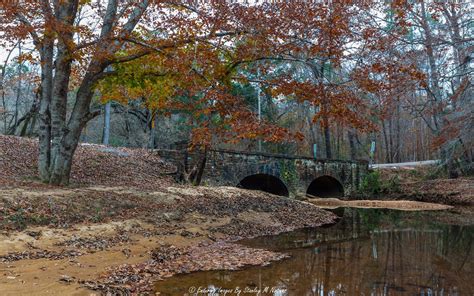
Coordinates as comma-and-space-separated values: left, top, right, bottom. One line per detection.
308, 198, 453, 211
0, 185, 338, 295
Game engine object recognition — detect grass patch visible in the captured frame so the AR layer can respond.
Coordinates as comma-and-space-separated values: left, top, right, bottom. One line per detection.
359, 170, 402, 196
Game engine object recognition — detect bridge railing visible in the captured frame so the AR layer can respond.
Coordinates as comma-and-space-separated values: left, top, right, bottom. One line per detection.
207, 148, 369, 165
154, 147, 368, 165
154, 148, 369, 168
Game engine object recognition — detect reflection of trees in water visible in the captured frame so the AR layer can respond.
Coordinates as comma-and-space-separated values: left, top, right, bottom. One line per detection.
273, 209, 474, 295
155, 209, 473, 296
440, 224, 473, 269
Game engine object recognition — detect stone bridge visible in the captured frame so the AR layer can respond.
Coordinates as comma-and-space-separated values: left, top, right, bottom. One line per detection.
157, 149, 369, 198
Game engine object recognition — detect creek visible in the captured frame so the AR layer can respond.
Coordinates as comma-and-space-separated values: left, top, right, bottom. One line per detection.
155, 208, 473, 295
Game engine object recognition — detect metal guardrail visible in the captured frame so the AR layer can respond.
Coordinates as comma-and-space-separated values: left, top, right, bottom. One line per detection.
370, 160, 440, 169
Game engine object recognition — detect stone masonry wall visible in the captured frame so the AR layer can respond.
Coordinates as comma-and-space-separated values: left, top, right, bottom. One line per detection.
156, 149, 369, 198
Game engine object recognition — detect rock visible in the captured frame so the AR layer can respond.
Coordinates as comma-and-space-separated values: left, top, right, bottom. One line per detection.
180, 230, 201, 238
26, 231, 42, 239
122, 249, 131, 258
59, 275, 75, 284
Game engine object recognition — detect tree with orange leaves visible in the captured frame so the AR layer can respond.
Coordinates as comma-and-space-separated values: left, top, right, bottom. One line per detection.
0, 0, 419, 185
0, 0, 258, 184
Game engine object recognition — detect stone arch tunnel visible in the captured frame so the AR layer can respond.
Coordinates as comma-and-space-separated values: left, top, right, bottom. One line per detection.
306, 175, 344, 198
157, 149, 369, 198
237, 174, 290, 197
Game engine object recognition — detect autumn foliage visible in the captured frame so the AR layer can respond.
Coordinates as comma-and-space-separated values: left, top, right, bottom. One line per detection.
0, 0, 470, 183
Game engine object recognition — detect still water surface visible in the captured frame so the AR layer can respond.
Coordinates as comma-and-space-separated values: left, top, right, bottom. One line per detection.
155, 208, 473, 295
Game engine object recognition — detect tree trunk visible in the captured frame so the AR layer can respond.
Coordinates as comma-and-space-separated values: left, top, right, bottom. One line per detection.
14, 42, 22, 127
38, 39, 54, 181
124, 107, 132, 146
442, 3, 472, 176
395, 99, 401, 162
307, 106, 319, 158
388, 117, 394, 163
335, 124, 341, 159
9, 97, 39, 136
1, 43, 17, 134
44, 0, 80, 185
182, 147, 208, 186
102, 101, 111, 145
32, 0, 148, 185
348, 129, 357, 161
381, 119, 390, 163
49, 43, 73, 178
324, 123, 331, 159
48, 73, 96, 185
147, 110, 157, 149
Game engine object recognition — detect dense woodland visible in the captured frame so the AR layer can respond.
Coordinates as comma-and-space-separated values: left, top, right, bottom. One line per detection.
0, 0, 472, 185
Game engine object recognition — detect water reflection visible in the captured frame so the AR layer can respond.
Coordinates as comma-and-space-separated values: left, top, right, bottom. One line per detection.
155, 208, 473, 295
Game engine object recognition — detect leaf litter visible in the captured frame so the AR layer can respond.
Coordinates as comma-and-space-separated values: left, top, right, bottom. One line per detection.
0, 135, 337, 295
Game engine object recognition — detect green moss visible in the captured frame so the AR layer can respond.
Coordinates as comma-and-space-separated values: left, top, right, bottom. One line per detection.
280, 160, 298, 190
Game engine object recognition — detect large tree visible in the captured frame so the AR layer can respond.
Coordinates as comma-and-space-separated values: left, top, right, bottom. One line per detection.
0, 0, 261, 184
1, 0, 416, 185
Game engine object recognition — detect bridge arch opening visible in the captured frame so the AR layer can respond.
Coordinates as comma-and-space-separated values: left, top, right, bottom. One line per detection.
307, 176, 344, 198
237, 174, 289, 197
